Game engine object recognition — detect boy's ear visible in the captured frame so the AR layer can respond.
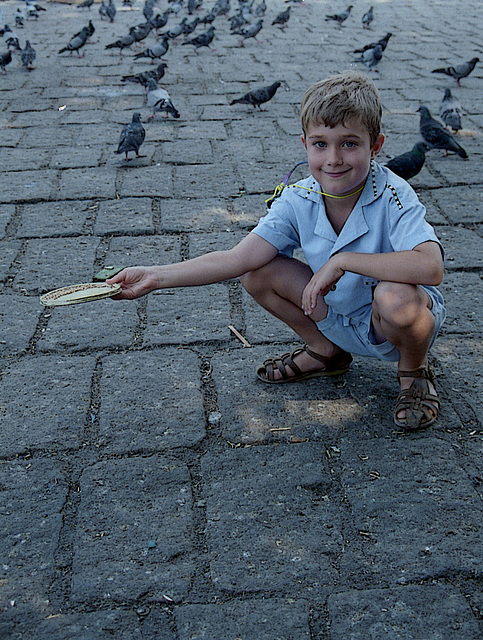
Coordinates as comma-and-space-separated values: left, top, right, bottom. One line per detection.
301, 133, 307, 149
371, 133, 385, 158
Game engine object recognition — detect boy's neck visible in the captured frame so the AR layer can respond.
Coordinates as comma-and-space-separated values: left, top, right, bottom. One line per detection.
323, 189, 364, 235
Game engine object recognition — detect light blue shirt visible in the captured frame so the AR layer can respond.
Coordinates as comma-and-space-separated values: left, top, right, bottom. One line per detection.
252, 161, 443, 325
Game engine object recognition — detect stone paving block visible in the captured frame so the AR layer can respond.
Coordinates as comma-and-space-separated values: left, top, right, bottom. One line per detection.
338, 437, 483, 583
0, 459, 67, 610
158, 198, 231, 233
217, 347, 362, 443
98, 349, 206, 453
161, 139, 214, 164
50, 145, 104, 169
436, 226, 483, 269
177, 122, 228, 141
432, 336, 483, 420
173, 164, 240, 198
427, 151, 482, 186
242, 288, 302, 345
430, 184, 483, 224
12, 237, 99, 292
2, 147, 50, 171
17, 200, 95, 238
201, 445, 342, 594
37, 297, 139, 353
0, 294, 41, 354
188, 230, 247, 256
0, 169, 56, 203
144, 285, 231, 346
0, 355, 95, 456
72, 456, 194, 603
0, 205, 15, 240
1, 608, 176, 640
56, 167, 117, 200
230, 194, 267, 227
106, 235, 181, 266
94, 197, 154, 235
117, 165, 175, 198
327, 585, 480, 640
175, 598, 311, 640
439, 272, 482, 334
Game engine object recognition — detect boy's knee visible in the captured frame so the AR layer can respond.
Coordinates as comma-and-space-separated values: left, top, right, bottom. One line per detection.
373, 281, 425, 326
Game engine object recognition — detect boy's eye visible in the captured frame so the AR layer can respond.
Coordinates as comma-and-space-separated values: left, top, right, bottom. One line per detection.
314, 141, 327, 148
343, 141, 357, 148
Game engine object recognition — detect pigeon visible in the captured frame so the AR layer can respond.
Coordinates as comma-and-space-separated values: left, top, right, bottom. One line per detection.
199, 9, 217, 24
272, 6, 290, 28
354, 32, 392, 54
439, 88, 463, 133
212, 0, 230, 17
417, 105, 468, 159
99, 0, 108, 19
254, 0, 266, 16
181, 16, 200, 35
325, 5, 352, 26
106, 0, 116, 22
5, 33, 21, 50
116, 112, 146, 160
15, 8, 25, 28
146, 78, 180, 119
143, 0, 154, 21
129, 21, 154, 44
77, 0, 94, 8
431, 57, 479, 86
362, 6, 373, 29
188, 0, 203, 13
355, 43, 383, 69
59, 26, 89, 56
162, 18, 188, 41
21, 39, 36, 69
105, 33, 135, 54
151, 10, 170, 31
385, 142, 430, 181
121, 62, 167, 87
0, 49, 12, 73
230, 81, 281, 110
234, 18, 263, 45
182, 25, 215, 51
79, 19, 95, 43
134, 37, 169, 62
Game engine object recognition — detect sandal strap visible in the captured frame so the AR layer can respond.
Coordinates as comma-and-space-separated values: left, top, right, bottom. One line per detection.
397, 365, 435, 383
304, 345, 352, 368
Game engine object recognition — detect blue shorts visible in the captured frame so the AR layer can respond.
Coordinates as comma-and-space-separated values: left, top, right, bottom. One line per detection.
316, 286, 446, 362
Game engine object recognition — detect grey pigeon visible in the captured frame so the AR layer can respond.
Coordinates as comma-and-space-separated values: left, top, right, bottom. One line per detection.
418, 105, 468, 159
181, 17, 200, 35
254, 0, 266, 16
143, 0, 154, 21
234, 19, 263, 45
230, 80, 281, 110
188, 0, 203, 13
325, 5, 352, 26
59, 26, 89, 56
431, 57, 479, 86
163, 18, 188, 40
0, 49, 12, 73
182, 25, 215, 51
355, 43, 383, 69
21, 39, 36, 69
121, 62, 167, 87
99, 0, 108, 19
362, 6, 373, 29
77, 0, 94, 8
116, 112, 146, 160
105, 33, 135, 54
146, 78, 180, 119
385, 142, 430, 181
106, 0, 116, 22
129, 21, 154, 43
354, 32, 391, 54
134, 37, 169, 62
151, 11, 170, 32
439, 88, 462, 132
272, 6, 290, 28
15, 8, 25, 28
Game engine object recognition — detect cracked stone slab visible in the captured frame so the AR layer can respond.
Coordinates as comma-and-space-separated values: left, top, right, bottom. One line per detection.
0, 459, 67, 610
0, 355, 95, 456
201, 445, 342, 595
106, 235, 180, 267
338, 437, 483, 583
0, 294, 42, 354
176, 598, 311, 640
327, 585, 480, 640
98, 350, 206, 453
17, 200, 96, 238
94, 197, 154, 235
72, 456, 194, 603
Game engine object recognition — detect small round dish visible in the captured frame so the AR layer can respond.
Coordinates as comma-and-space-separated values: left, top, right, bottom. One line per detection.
40, 282, 122, 307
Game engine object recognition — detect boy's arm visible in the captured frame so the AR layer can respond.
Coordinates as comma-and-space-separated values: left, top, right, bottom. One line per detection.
302, 241, 444, 315
107, 233, 279, 300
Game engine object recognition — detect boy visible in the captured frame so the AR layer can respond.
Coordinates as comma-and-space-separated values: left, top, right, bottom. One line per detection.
108, 72, 445, 431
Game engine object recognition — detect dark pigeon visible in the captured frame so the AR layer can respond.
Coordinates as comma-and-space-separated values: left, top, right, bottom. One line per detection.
230, 81, 281, 110
418, 105, 468, 159
121, 62, 167, 87
58, 26, 89, 56
234, 19, 263, 45
431, 57, 479, 86
182, 25, 215, 51
354, 32, 392, 54
385, 142, 430, 181
325, 5, 352, 26
0, 49, 12, 73
116, 112, 146, 160
21, 39, 36, 69
362, 6, 373, 29
272, 6, 290, 28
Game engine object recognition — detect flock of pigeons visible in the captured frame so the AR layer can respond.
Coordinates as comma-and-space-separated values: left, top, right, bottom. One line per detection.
0, 0, 480, 176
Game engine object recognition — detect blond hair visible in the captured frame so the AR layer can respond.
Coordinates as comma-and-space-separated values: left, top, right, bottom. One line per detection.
300, 72, 382, 145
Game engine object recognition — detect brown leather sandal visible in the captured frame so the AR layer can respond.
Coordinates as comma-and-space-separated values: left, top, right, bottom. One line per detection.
256, 344, 352, 384
394, 366, 440, 430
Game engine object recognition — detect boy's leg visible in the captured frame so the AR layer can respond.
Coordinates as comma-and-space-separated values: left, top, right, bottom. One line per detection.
371, 281, 439, 427
240, 255, 348, 379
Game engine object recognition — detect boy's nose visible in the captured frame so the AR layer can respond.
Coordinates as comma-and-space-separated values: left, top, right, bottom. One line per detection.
326, 146, 343, 165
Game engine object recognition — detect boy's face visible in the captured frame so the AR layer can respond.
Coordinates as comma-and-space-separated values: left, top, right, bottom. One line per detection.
301, 119, 384, 198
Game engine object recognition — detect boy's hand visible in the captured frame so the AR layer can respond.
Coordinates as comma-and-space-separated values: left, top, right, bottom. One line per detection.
302, 257, 345, 315
106, 266, 160, 300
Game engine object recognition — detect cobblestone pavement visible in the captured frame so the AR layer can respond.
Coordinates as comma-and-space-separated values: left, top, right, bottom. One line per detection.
0, 0, 482, 637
